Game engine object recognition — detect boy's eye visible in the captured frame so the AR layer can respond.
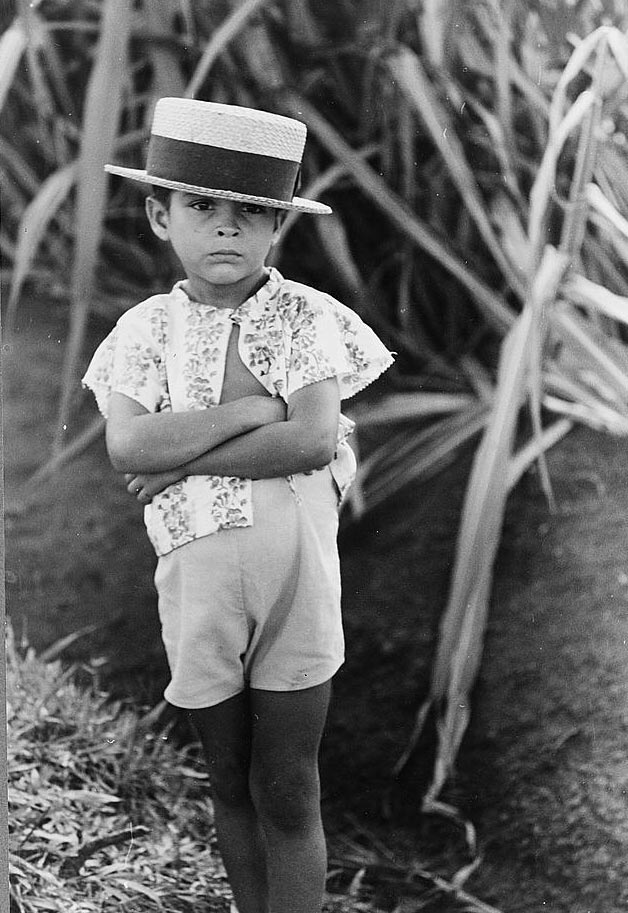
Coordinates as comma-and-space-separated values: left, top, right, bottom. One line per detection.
240, 203, 267, 215
189, 199, 214, 211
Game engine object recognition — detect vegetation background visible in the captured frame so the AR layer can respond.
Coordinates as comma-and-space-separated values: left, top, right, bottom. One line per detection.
3, 1, 628, 911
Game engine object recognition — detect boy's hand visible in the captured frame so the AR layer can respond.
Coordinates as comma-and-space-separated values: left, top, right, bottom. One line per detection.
125, 469, 184, 503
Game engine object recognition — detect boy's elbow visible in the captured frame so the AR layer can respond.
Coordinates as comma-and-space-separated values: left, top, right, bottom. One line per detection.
106, 426, 134, 472
319, 438, 337, 466
307, 432, 336, 469
107, 443, 130, 473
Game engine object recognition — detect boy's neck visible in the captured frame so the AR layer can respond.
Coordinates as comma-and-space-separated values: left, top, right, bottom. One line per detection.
183, 268, 270, 309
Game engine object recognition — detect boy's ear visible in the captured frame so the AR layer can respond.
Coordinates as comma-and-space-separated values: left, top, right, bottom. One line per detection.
145, 196, 170, 241
271, 209, 287, 245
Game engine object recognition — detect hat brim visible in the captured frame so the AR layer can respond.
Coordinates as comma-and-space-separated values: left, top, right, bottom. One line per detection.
105, 164, 332, 215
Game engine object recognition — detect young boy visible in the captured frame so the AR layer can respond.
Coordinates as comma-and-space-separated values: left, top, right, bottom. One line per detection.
83, 98, 393, 913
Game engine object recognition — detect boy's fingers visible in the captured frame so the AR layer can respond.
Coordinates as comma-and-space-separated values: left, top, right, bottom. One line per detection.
126, 475, 143, 496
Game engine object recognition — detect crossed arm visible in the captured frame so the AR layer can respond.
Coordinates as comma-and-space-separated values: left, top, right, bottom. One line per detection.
105, 378, 341, 503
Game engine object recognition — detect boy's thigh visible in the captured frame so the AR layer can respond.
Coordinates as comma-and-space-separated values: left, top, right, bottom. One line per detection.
249, 681, 332, 766
187, 693, 260, 806
187, 692, 252, 773
188, 683, 331, 768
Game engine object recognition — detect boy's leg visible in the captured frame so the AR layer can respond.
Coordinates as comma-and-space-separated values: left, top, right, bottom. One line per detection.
187, 693, 268, 913
249, 681, 332, 913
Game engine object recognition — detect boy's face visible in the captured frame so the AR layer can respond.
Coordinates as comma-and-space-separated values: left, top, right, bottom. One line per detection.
146, 191, 283, 304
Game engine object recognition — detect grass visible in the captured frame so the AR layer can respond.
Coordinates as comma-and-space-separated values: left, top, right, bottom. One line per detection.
7, 624, 231, 913
7, 625, 505, 913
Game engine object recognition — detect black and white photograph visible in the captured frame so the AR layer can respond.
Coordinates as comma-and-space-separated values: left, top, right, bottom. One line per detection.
3, 2, 628, 912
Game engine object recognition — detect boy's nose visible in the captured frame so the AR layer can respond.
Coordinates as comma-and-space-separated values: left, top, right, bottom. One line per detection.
216, 224, 239, 237
214, 201, 240, 236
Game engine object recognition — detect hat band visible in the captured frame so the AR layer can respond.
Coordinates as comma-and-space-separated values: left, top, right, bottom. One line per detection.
147, 135, 300, 202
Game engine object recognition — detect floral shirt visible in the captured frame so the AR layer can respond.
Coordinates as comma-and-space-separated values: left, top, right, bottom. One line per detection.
82, 268, 393, 556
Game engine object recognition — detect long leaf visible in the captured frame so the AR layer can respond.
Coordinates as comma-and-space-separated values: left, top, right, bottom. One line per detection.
350, 393, 478, 426
528, 90, 596, 263
564, 272, 628, 326
387, 48, 524, 296
361, 410, 487, 514
587, 181, 628, 240
143, 0, 186, 100
410, 245, 561, 803
314, 211, 367, 301
0, 17, 27, 113
524, 246, 570, 510
418, 0, 453, 68
54, 0, 132, 454
549, 26, 607, 132
506, 417, 573, 490
185, 0, 276, 99
6, 163, 76, 329
559, 44, 605, 257
553, 302, 628, 401
283, 92, 516, 334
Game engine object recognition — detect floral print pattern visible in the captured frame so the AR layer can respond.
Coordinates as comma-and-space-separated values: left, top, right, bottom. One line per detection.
83, 268, 393, 556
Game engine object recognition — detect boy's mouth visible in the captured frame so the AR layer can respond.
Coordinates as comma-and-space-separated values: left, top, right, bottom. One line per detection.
209, 249, 241, 258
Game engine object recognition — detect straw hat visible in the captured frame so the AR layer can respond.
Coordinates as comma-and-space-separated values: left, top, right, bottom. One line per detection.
105, 97, 331, 215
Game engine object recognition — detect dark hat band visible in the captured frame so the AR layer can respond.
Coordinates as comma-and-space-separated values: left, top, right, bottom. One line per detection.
147, 134, 301, 202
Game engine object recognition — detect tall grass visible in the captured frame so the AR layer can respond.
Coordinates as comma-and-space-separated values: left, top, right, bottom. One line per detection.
3, 0, 628, 807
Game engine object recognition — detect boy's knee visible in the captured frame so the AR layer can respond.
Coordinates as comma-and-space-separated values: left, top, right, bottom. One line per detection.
207, 755, 251, 807
250, 760, 320, 833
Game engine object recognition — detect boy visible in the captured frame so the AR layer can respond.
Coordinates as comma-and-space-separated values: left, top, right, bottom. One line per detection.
83, 98, 393, 913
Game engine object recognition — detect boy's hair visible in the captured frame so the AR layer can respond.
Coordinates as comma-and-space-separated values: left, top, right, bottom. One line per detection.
150, 185, 172, 208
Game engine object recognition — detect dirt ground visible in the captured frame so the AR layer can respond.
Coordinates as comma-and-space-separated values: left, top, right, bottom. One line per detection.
4, 297, 628, 913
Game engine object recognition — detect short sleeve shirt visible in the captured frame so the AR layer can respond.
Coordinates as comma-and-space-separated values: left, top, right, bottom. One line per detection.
83, 268, 393, 556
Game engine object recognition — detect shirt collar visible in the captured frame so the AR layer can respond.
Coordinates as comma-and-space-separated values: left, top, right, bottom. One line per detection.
172, 267, 283, 314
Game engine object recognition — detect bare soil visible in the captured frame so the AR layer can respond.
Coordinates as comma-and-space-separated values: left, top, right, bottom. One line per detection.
4, 297, 628, 913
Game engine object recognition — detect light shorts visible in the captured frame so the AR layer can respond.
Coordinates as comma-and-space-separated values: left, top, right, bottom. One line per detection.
154, 468, 344, 709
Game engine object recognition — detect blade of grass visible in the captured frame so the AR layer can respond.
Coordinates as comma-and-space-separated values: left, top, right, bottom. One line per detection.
553, 303, 628, 401
6, 416, 105, 516
425, 317, 532, 802
549, 26, 608, 133
506, 418, 573, 490
314, 211, 367, 300
185, 0, 276, 98
543, 391, 628, 434
559, 48, 606, 258
466, 97, 526, 209
401, 245, 561, 803
55, 0, 132, 455
18, 0, 57, 122
0, 17, 27, 113
517, 247, 569, 510
587, 181, 628, 240
564, 272, 628, 326
484, 0, 515, 152
350, 393, 478, 427
283, 92, 516, 334
6, 162, 76, 330
143, 0, 186, 99
418, 0, 452, 68
353, 405, 488, 515
528, 89, 596, 264
0, 134, 43, 195
387, 47, 524, 297
269, 149, 379, 262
